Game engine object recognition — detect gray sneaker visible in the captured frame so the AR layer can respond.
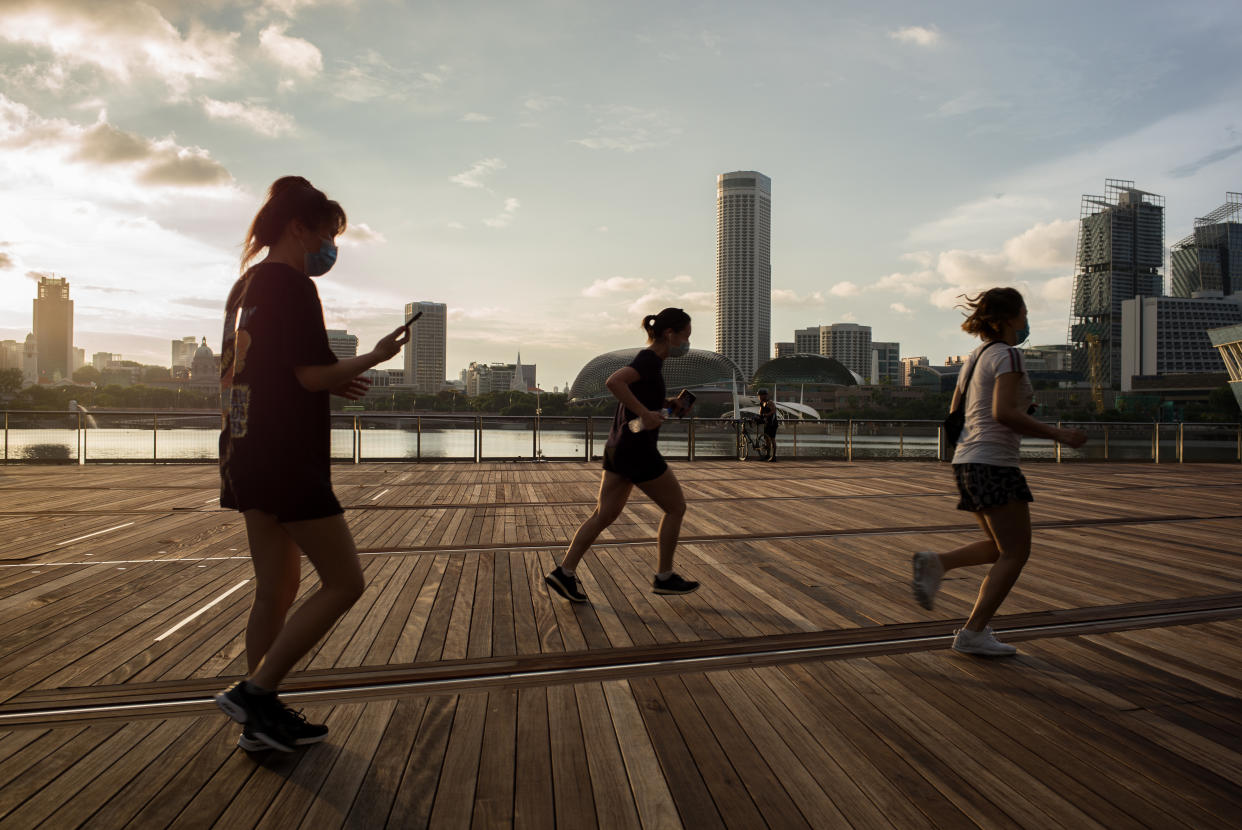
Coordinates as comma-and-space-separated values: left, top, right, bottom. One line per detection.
952, 626, 1017, 657
911, 551, 944, 610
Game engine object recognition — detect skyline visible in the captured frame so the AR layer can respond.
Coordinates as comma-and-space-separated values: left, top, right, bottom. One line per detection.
2, 1, 1242, 387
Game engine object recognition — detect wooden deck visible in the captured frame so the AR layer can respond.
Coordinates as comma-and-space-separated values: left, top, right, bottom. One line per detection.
0, 459, 1239, 828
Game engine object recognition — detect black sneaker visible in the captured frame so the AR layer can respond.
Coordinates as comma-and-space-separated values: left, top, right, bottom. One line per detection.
653, 573, 700, 595
214, 681, 296, 752
545, 567, 588, 603
280, 706, 329, 746
237, 725, 267, 753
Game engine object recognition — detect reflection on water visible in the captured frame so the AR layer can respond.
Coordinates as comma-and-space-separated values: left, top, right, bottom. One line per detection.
3, 424, 1236, 463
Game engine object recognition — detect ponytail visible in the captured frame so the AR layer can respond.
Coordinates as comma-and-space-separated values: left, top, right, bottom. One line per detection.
241, 176, 347, 271
641, 307, 691, 341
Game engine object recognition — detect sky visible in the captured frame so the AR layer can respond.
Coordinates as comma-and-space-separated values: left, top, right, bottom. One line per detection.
1, 0, 1241, 390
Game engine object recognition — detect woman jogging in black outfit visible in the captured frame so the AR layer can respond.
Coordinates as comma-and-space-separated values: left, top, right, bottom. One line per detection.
546, 308, 700, 602
910, 288, 1087, 656
214, 176, 410, 752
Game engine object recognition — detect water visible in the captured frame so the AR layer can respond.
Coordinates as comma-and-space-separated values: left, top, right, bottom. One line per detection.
3, 422, 1236, 463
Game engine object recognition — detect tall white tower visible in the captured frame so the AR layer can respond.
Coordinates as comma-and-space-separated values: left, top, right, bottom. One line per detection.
403, 301, 447, 394
715, 171, 771, 379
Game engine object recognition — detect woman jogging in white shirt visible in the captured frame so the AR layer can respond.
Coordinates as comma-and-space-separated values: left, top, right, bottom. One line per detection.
911, 287, 1087, 656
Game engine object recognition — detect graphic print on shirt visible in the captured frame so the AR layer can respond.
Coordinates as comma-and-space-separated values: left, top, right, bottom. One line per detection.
220, 293, 258, 439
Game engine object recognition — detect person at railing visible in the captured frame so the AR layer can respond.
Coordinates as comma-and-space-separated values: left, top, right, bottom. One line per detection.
214, 176, 410, 753
911, 287, 1087, 657
546, 307, 700, 602
757, 388, 779, 461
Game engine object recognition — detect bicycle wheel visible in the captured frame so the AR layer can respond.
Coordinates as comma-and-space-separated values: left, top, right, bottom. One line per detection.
737, 429, 750, 461
758, 434, 775, 462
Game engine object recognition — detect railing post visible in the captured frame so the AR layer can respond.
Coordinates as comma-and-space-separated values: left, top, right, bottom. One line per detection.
1153, 422, 1160, 464
688, 417, 695, 461
792, 421, 798, 459
476, 415, 482, 463
846, 419, 853, 462
1055, 421, 1062, 463
417, 416, 422, 460
3, 411, 7, 462
1177, 422, 1184, 464
78, 410, 85, 465
352, 415, 359, 464
898, 424, 904, 459
1104, 424, 1109, 460
153, 412, 158, 462
937, 426, 945, 461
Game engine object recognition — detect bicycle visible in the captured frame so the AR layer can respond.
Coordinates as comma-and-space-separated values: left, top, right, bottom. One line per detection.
734, 414, 775, 462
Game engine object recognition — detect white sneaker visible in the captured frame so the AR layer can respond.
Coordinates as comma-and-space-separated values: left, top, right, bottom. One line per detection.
952, 627, 1017, 657
911, 551, 944, 610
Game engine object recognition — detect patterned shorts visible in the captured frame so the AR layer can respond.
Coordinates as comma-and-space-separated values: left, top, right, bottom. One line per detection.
953, 463, 1033, 512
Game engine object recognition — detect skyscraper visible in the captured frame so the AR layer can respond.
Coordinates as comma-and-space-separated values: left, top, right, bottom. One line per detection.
793, 326, 820, 355
326, 329, 359, 360
1170, 192, 1242, 299
403, 301, 447, 394
819, 323, 872, 381
1070, 180, 1165, 389
32, 275, 73, 382
716, 171, 771, 378
171, 336, 199, 369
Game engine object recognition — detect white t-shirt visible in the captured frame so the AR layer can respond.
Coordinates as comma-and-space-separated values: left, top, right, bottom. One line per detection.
951, 341, 1033, 468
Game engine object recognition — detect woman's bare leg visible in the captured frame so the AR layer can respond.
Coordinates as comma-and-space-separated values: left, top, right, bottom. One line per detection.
963, 501, 1032, 632
248, 513, 365, 690
241, 510, 302, 675
561, 471, 632, 572
937, 513, 1001, 572
635, 468, 687, 574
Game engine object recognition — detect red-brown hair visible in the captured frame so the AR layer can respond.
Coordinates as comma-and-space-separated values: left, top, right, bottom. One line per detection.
241, 176, 347, 271
958, 287, 1024, 341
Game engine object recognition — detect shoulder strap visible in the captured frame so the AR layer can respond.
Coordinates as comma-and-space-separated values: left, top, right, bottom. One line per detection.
958, 341, 1003, 408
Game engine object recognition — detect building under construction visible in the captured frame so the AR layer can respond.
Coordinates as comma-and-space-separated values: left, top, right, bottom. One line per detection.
1170, 192, 1242, 298
1070, 179, 1165, 392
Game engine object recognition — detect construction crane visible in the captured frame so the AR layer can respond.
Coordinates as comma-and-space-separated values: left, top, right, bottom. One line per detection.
1085, 333, 1105, 414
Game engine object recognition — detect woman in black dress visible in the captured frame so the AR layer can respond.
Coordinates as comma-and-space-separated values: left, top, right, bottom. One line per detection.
546, 307, 700, 602
213, 176, 410, 751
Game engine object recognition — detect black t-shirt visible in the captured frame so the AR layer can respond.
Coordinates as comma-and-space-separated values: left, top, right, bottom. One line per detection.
605, 349, 666, 452
219, 263, 338, 500
759, 400, 779, 431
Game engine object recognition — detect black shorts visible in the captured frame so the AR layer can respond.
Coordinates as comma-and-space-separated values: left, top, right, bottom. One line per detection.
602, 445, 668, 484
953, 463, 1033, 512
220, 478, 343, 523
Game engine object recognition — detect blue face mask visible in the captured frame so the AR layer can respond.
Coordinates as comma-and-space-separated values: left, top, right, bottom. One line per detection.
1015, 323, 1030, 344
668, 339, 690, 358
304, 238, 337, 276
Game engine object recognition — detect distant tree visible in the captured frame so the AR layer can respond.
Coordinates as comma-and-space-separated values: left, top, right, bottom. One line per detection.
72, 365, 101, 385
0, 368, 23, 396
142, 366, 171, 383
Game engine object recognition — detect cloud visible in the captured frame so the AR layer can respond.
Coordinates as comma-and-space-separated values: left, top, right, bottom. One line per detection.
449, 157, 504, 189
334, 51, 447, 103
524, 95, 564, 112
446, 221, 465, 230
1000, 219, 1076, 270
0, 96, 233, 190
890, 303, 914, 315
829, 281, 860, 297
483, 197, 520, 228
339, 222, 385, 246
258, 24, 322, 79
0, 251, 14, 270
0, 1, 239, 96
1168, 143, 1242, 179
573, 106, 681, 153
890, 25, 941, 47
461, 112, 492, 123
200, 97, 296, 137
582, 276, 649, 297
773, 288, 826, 307
874, 270, 940, 296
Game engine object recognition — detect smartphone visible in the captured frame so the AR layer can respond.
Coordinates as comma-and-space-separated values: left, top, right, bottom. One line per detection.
405, 310, 423, 329
675, 389, 696, 416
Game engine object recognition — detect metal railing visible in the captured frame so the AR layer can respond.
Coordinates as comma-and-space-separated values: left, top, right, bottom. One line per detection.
3, 410, 1241, 465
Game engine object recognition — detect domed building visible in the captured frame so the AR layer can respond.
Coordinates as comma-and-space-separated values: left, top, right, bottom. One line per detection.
188, 337, 221, 392
569, 348, 745, 402
751, 353, 862, 388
